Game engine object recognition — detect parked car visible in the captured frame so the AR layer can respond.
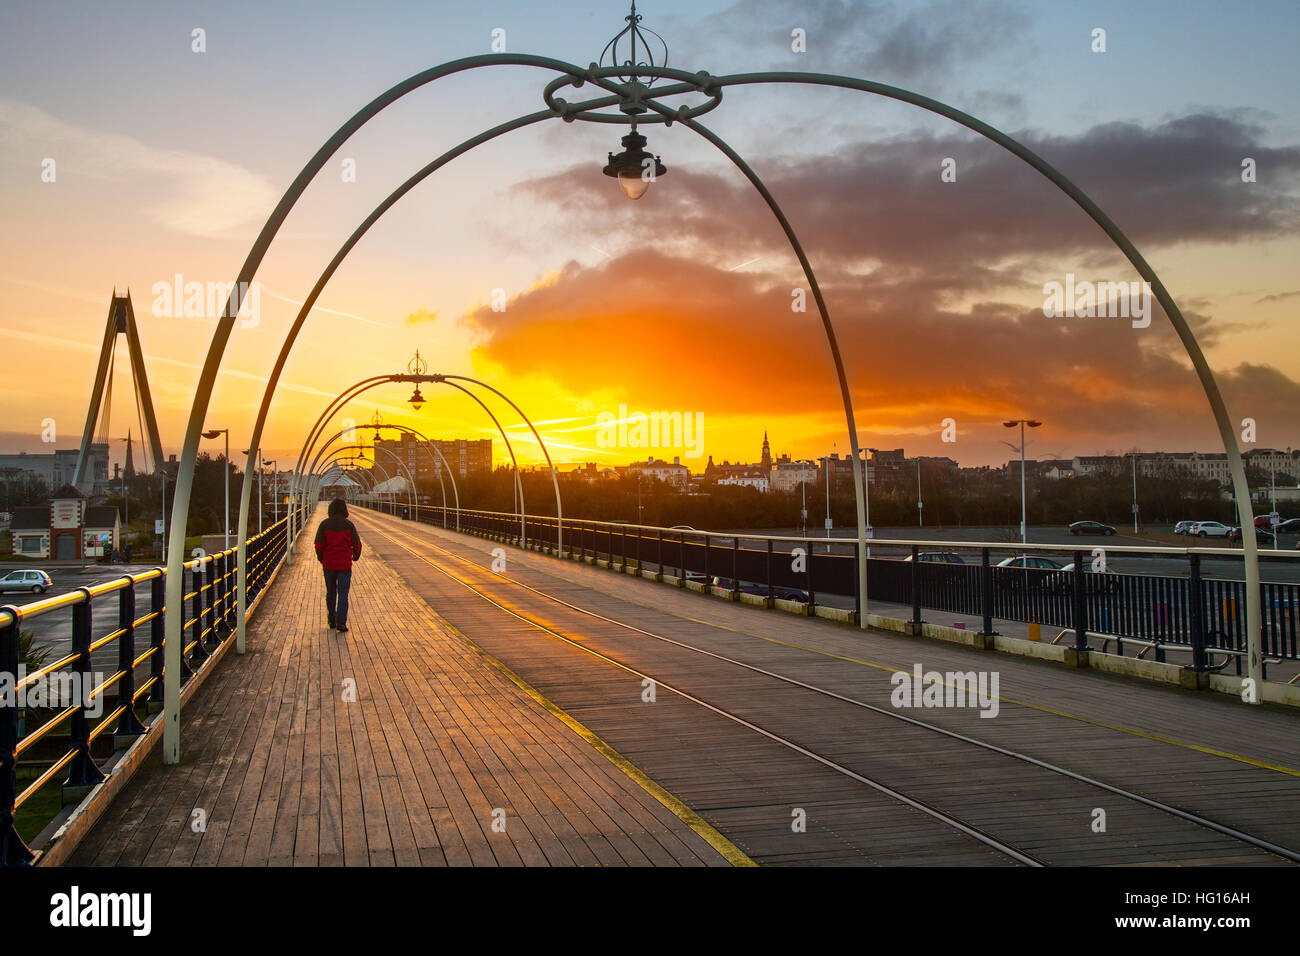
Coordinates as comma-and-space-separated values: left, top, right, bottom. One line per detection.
1173, 520, 1196, 535
1276, 518, 1300, 535
903, 551, 965, 564
1069, 520, 1116, 536
995, 555, 1065, 590
0, 569, 53, 594
1255, 514, 1279, 529
1047, 562, 1120, 595
997, 555, 1066, 570
1227, 526, 1276, 545
710, 576, 809, 603
1190, 521, 1232, 538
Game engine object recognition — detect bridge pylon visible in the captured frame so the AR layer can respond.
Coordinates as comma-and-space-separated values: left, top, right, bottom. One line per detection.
73, 291, 164, 491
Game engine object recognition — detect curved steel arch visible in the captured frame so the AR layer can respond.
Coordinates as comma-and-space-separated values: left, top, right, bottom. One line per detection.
320, 457, 374, 493
334, 442, 417, 516
165, 54, 635, 761
355, 421, 461, 529
293, 379, 532, 535
306, 424, 464, 522
284, 375, 557, 550
169, 55, 1264, 764
317, 454, 377, 497
580, 65, 1262, 678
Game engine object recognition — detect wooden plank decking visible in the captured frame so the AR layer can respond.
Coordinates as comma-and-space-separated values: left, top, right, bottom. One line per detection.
69, 506, 740, 867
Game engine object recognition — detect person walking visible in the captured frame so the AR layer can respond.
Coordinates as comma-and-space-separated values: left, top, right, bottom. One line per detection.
314, 497, 362, 632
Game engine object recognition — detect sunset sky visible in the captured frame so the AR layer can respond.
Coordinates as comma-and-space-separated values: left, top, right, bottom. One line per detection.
2, 0, 1298, 475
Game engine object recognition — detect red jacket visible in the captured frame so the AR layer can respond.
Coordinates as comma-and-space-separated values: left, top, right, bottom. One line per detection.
314, 514, 362, 570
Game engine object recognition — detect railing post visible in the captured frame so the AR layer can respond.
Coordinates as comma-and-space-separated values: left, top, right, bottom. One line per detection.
657, 529, 663, 580
1072, 548, 1088, 651
980, 548, 995, 637
911, 545, 921, 630
1189, 552, 1207, 671
732, 537, 739, 595
148, 575, 165, 708
806, 538, 816, 613
190, 562, 210, 666
64, 593, 106, 800
0, 606, 35, 864
220, 551, 234, 635
854, 540, 862, 624
703, 534, 710, 592
766, 539, 774, 604
115, 582, 147, 744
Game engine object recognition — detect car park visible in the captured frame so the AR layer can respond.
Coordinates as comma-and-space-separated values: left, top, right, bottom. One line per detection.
0, 569, 53, 594
1069, 521, 1116, 536
1190, 521, 1232, 538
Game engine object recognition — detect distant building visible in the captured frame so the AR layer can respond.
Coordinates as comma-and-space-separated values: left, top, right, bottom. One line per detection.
1245, 448, 1300, 479
1071, 455, 1126, 477
1138, 452, 1231, 483
8, 485, 121, 560
622, 457, 690, 489
717, 473, 769, 492
770, 459, 819, 492
373, 435, 492, 481
0, 443, 109, 495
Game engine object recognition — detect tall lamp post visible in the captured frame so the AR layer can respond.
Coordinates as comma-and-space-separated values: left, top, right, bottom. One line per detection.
202, 427, 230, 549
1003, 419, 1042, 545
265, 459, 278, 524
112, 435, 133, 561
1131, 452, 1140, 533
917, 457, 923, 528
242, 448, 263, 534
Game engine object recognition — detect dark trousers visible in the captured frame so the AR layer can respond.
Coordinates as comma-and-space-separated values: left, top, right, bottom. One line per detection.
323, 568, 352, 626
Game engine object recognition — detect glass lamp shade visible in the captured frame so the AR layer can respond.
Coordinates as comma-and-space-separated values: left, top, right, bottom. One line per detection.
617, 168, 652, 200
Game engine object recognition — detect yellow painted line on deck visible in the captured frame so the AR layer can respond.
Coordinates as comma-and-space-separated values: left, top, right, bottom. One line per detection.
371, 542, 756, 868
371, 515, 1300, 780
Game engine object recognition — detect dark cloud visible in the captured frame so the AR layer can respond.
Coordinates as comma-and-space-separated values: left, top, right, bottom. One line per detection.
518, 112, 1300, 279
666, 0, 1032, 84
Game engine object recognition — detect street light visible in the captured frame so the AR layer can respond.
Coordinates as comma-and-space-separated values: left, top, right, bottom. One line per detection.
598, 2, 668, 200
407, 349, 428, 410
265, 459, 278, 524
1131, 452, 1140, 533
1003, 419, 1042, 545
242, 447, 262, 534
202, 427, 230, 549
603, 128, 666, 200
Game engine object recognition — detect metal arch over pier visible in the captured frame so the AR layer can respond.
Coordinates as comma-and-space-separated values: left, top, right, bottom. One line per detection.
167, 39, 1264, 764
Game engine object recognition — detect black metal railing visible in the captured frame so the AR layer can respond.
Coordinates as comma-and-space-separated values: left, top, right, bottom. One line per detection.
0, 507, 306, 866
358, 500, 1300, 676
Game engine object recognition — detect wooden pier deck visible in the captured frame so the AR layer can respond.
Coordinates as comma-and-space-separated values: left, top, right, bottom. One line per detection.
69, 505, 743, 867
